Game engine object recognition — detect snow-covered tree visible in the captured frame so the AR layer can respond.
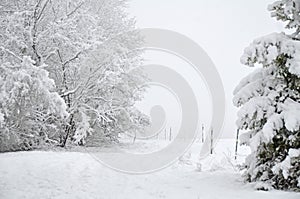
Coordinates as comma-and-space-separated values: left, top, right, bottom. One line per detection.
0, 56, 68, 152
0, 0, 149, 147
233, 0, 300, 191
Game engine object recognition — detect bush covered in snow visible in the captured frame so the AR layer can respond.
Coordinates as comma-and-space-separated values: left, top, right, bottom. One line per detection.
0, 56, 68, 152
234, 0, 300, 191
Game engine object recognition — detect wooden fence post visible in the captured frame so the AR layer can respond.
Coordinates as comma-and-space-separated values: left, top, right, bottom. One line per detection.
235, 129, 240, 160
201, 124, 204, 143
210, 128, 213, 154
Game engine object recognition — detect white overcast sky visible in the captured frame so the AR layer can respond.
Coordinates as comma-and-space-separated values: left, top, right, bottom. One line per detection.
129, 0, 285, 138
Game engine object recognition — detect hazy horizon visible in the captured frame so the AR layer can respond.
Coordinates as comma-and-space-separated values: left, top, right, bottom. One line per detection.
130, 0, 285, 138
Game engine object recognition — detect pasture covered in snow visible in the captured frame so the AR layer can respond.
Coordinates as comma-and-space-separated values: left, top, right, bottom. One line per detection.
0, 139, 299, 199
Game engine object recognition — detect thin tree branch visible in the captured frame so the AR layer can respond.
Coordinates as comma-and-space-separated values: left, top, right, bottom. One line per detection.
63, 51, 82, 66
66, 1, 84, 17
0, 46, 22, 61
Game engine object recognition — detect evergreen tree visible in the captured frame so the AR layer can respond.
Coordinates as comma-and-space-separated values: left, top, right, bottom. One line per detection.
233, 0, 300, 191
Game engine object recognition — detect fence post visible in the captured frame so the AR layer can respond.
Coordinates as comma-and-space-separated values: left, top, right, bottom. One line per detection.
235, 129, 240, 160
201, 124, 204, 143
210, 128, 213, 154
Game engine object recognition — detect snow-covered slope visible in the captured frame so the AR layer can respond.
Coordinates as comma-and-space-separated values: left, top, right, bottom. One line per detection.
0, 139, 299, 199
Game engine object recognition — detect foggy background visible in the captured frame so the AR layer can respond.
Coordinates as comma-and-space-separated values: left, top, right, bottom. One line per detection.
130, 0, 285, 138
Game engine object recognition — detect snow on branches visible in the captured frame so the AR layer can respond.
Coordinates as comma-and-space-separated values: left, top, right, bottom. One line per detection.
241, 33, 300, 76
0, 0, 149, 148
234, 0, 300, 191
0, 56, 68, 151
268, 0, 300, 33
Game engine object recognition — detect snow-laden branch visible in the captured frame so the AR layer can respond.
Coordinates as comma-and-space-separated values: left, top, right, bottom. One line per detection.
0, 46, 22, 61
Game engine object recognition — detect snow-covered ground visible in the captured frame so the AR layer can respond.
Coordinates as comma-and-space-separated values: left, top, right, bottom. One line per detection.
0, 139, 299, 199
